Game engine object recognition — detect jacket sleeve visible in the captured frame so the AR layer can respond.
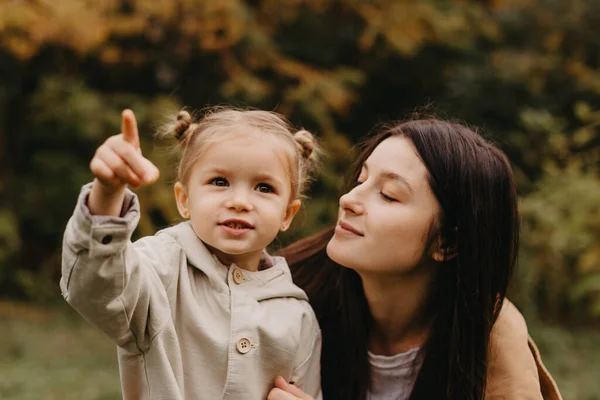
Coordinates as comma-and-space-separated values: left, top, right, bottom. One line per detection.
527, 334, 563, 400
60, 183, 180, 354
290, 306, 323, 400
486, 299, 562, 400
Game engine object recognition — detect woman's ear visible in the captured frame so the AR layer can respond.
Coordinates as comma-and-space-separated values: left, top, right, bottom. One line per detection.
174, 182, 190, 219
431, 232, 458, 262
432, 247, 458, 262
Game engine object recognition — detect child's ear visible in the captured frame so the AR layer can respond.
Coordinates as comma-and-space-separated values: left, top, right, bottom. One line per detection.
280, 199, 301, 232
174, 182, 190, 219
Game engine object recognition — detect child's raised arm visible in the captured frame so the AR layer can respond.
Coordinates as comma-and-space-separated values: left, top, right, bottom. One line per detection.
61, 109, 173, 355
88, 109, 159, 216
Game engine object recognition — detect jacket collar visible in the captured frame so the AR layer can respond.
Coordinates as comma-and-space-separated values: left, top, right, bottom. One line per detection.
159, 221, 308, 302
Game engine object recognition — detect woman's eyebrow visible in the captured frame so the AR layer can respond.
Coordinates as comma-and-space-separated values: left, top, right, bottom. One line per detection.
380, 170, 414, 194
362, 162, 413, 193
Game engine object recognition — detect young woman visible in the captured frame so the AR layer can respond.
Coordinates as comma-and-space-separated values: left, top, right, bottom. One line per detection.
268, 118, 562, 400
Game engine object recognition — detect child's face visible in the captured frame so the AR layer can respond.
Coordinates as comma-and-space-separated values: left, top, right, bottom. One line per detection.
174, 133, 301, 270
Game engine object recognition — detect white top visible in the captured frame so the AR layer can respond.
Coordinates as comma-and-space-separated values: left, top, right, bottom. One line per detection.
60, 184, 322, 400
367, 347, 422, 400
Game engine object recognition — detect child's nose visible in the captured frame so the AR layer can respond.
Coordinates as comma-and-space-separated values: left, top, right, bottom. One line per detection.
226, 189, 254, 212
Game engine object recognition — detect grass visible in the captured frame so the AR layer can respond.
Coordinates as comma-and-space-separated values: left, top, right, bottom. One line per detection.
0, 300, 599, 399
0, 301, 121, 400
529, 321, 600, 400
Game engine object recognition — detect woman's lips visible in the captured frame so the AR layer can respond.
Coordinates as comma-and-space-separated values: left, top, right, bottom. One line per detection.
335, 220, 364, 236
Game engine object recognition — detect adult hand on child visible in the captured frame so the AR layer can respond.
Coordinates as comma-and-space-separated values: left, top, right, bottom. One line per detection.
88, 109, 159, 216
267, 376, 315, 400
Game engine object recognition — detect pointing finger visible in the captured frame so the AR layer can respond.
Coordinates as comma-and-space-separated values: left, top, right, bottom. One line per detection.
107, 139, 159, 184
96, 145, 141, 187
121, 109, 140, 149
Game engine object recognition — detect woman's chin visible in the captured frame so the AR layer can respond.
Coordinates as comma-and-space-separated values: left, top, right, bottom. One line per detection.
326, 238, 354, 269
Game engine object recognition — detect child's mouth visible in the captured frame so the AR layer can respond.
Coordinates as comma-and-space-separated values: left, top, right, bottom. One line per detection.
224, 222, 251, 229
220, 219, 254, 235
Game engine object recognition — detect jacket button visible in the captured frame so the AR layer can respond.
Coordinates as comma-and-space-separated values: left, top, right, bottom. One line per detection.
236, 338, 251, 354
101, 235, 113, 245
232, 267, 244, 284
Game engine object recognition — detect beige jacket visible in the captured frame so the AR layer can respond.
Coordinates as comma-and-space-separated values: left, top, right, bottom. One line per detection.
486, 300, 562, 400
60, 184, 322, 400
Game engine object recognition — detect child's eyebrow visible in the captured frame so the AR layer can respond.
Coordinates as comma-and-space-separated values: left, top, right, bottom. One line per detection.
205, 167, 230, 176
253, 172, 285, 187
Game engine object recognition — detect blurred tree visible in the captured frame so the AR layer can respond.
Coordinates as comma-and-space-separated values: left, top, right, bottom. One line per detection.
0, 0, 498, 299
521, 168, 600, 323
0, 0, 599, 325
442, 0, 600, 184
518, 102, 600, 323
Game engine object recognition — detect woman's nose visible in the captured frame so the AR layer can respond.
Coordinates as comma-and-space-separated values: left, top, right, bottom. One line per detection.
339, 186, 366, 215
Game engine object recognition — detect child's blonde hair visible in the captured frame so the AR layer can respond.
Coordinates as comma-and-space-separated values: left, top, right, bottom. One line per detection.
161, 107, 321, 200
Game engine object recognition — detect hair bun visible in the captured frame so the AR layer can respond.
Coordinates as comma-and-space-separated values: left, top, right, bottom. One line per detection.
174, 110, 192, 140
294, 129, 315, 159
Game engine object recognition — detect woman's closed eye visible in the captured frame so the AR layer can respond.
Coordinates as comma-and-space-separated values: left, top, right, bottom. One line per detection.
210, 177, 229, 187
380, 192, 397, 202
255, 183, 275, 193
355, 176, 398, 202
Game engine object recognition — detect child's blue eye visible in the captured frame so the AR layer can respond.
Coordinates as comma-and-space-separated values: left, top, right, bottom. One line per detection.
256, 183, 274, 193
210, 177, 228, 187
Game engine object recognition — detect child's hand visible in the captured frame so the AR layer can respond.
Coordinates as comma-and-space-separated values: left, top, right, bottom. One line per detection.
88, 109, 159, 216
90, 109, 159, 192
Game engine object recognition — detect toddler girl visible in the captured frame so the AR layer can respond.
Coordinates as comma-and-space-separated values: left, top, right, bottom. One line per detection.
60, 107, 322, 399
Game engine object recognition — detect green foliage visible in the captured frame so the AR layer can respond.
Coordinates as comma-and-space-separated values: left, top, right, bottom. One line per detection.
0, 75, 183, 300
0, 210, 21, 295
521, 169, 600, 322
515, 102, 600, 322
503, 101, 600, 191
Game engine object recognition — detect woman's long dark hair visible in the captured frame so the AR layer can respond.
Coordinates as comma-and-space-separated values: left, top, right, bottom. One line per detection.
278, 119, 519, 400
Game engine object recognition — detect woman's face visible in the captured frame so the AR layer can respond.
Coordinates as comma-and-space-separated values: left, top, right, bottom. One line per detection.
327, 136, 441, 275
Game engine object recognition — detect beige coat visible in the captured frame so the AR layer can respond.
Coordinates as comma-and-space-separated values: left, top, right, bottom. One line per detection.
60, 185, 322, 400
487, 300, 562, 400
